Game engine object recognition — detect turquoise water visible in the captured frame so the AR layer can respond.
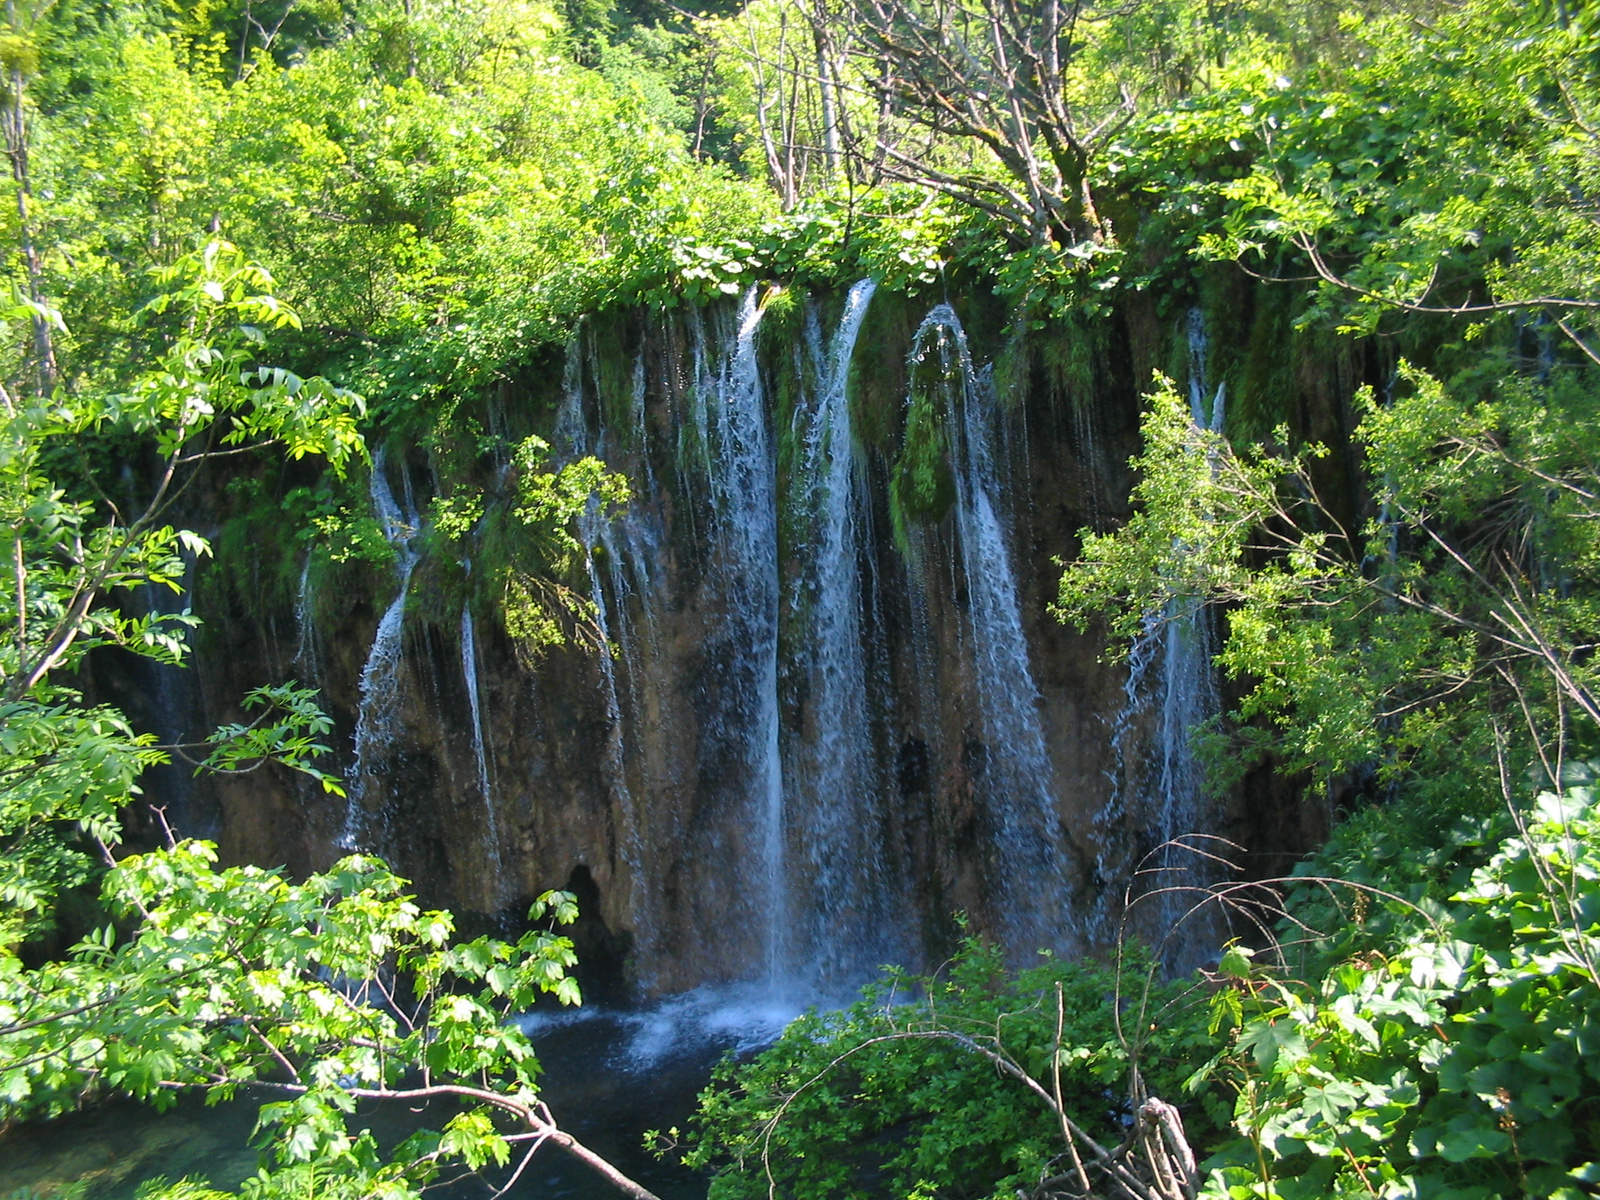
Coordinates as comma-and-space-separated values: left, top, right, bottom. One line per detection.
0, 985, 800, 1200
0, 1095, 262, 1199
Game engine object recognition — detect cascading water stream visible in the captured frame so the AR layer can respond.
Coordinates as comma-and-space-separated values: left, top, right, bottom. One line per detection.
138, 560, 208, 836
292, 557, 319, 684
1099, 309, 1224, 965
911, 304, 1071, 953
783, 279, 899, 981
342, 446, 420, 850
459, 603, 504, 900
705, 291, 787, 983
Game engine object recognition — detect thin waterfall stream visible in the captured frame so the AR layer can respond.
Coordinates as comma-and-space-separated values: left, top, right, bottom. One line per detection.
911, 305, 1071, 954
343, 445, 420, 851
292, 556, 318, 683
460, 604, 504, 902
1099, 308, 1224, 965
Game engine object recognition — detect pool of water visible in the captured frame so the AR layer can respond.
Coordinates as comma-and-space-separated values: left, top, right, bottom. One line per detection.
0, 984, 805, 1200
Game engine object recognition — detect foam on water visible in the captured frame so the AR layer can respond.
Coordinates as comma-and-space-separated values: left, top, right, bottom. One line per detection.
515, 983, 807, 1074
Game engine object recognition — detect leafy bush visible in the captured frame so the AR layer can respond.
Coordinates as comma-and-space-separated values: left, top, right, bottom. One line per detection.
671, 939, 1225, 1200
0, 840, 592, 1198
1200, 782, 1600, 1200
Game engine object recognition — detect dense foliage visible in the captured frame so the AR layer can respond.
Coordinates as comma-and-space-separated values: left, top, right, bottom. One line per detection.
0, 240, 657, 1198
677, 783, 1600, 1199
1192, 781, 1600, 1200
5, 0, 1600, 1197
3, 846, 590, 1196
0, 242, 361, 945
671, 941, 1223, 1200
1056, 356, 1600, 835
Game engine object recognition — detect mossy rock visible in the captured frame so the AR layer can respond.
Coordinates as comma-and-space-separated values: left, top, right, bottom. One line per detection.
888, 329, 961, 552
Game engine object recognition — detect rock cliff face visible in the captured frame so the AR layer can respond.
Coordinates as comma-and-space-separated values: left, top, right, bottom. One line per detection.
139, 281, 1340, 997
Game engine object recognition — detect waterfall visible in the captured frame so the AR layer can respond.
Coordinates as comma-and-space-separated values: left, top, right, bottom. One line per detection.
288, 555, 328, 818
784, 279, 898, 981
293, 556, 319, 683
460, 604, 504, 899
1186, 306, 1210, 423
179, 271, 1306, 1000
580, 500, 645, 955
342, 446, 419, 851
1100, 308, 1223, 966
420, 287, 1185, 989
912, 305, 1070, 953
554, 340, 590, 458
706, 291, 787, 982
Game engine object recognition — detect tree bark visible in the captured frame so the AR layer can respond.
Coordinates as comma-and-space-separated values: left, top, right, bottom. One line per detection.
1, 7, 54, 395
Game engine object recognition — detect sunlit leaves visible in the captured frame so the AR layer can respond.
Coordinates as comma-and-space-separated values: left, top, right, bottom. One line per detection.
1190, 0, 1600, 339
200, 685, 344, 796
3, 847, 584, 1196
1059, 357, 1600, 813
680, 940, 1224, 1200
1197, 784, 1600, 1200
0, 243, 361, 943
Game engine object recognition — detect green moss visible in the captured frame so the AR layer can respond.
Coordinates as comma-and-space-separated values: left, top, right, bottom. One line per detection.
1034, 313, 1100, 413
758, 282, 806, 341
205, 477, 301, 623
197, 469, 345, 652
764, 286, 817, 482
848, 290, 915, 451
590, 315, 638, 449
889, 345, 958, 555
990, 325, 1031, 413
1236, 283, 1302, 440
1195, 261, 1252, 406
1161, 311, 1191, 392
409, 537, 470, 633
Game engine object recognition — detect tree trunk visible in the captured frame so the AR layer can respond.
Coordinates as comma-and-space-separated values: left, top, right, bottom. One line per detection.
3, 56, 53, 395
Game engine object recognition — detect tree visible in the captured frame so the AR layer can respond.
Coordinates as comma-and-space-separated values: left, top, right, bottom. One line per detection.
0, 240, 361, 943
835, 0, 1134, 246
672, 938, 1221, 1200
1055, 360, 1600, 825
1, 848, 660, 1200
0, 243, 664, 1200
1199, 0, 1600, 360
